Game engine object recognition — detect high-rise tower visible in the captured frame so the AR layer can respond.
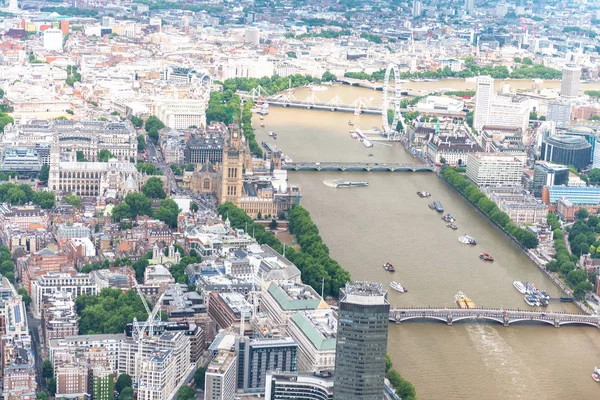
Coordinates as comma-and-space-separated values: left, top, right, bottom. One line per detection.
473, 75, 494, 131
560, 64, 581, 99
333, 282, 390, 400
219, 118, 245, 205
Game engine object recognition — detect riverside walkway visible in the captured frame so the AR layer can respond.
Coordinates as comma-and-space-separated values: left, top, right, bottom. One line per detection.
389, 307, 600, 328
282, 162, 434, 172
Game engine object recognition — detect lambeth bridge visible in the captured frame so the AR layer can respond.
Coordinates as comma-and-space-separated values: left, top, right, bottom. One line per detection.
282, 162, 434, 173
389, 307, 600, 328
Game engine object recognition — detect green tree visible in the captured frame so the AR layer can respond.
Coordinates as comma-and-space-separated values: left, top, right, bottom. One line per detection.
65, 194, 81, 208
145, 115, 165, 143
154, 198, 180, 228
190, 202, 199, 212
177, 386, 196, 400
42, 358, 54, 379
567, 269, 588, 286
137, 134, 146, 151
76, 151, 87, 162
194, 367, 207, 389
17, 288, 31, 305
36, 392, 49, 400
33, 191, 55, 209
47, 377, 56, 396
269, 219, 278, 230
136, 162, 160, 175
97, 149, 115, 162
124, 193, 153, 217
142, 177, 166, 199
0, 112, 14, 134
321, 71, 337, 82
111, 202, 131, 222
120, 386, 134, 400
38, 164, 50, 182
385, 354, 392, 373
574, 281, 593, 299
116, 374, 133, 393
577, 208, 589, 220
130, 115, 143, 128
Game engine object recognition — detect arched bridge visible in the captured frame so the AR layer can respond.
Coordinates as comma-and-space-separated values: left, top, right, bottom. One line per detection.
389, 307, 600, 328
282, 162, 434, 173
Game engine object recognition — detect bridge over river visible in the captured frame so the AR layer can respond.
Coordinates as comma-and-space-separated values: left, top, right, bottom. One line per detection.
282, 162, 434, 172
389, 307, 600, 328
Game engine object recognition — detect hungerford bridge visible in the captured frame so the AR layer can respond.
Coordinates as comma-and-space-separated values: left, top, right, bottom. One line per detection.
389, 307, 600, 328
282, 162, 434, 172
239, 63, 409, 139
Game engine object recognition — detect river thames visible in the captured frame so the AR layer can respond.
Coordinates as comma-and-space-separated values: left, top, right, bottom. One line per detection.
253, 81, 600, 399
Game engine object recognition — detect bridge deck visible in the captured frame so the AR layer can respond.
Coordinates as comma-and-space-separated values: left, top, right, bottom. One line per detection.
283, 162, 434, 172
389, 307, 600, 328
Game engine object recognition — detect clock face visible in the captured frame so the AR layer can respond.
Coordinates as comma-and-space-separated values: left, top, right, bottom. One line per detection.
233, 132, 238, 138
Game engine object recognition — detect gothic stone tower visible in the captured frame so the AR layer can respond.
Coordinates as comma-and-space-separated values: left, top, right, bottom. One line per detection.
219, 119, 244, 206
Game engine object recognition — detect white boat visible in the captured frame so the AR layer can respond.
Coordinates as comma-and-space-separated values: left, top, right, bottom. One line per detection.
458, 235, 476, 245
362, 139, 373, 148
390, 281, 405, 293
268, 131, 274, 137
593, 368, 600, 382
524, 295, 538, 307
310, 85, 328, 92
513, 281, 527, 294
350, 131, 358, 139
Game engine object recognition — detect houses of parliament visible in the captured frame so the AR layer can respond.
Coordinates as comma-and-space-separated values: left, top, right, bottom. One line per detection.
189, 119, 300, 219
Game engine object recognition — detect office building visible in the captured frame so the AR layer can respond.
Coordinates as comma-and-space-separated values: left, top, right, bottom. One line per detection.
55, 362, 89, 398
137, 349, 176, 400
287, 309, 337, 372
0, 147, 43, 176
412, 0, 421, 17
245, 27, 260, 45
567, 126, 597, 165
547, 101, 572, 130
48, 333, 125, 371
236, 336, 298, 392
30, 273, 97, 318
532, 162, 569, 197
184, 137, 224, 164
474, 76, 529, 132
426, 135, 483, 166
540, 135, 591, 170
333, 282, 390, 400
560, 64, 581, 99
265, 371, 335, 400
2, 336, 37, 400
543, 185, 600, 205
260, 281, 329, 333
466, 153, 525, 187
91, 366, 114, 400
208, 291, 252, 330
43, 28, 63, 51
155, 99, 206, 130
205, 350, 237, 400
465, 0, 474, 14
474, 76, 494, 131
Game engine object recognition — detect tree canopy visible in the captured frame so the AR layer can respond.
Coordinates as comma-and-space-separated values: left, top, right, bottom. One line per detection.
97, 149, 116, 162
154, 198, 180, 228
142, 177, 166, 199
76, 289, 148, 334
65, 193, 81, 208
116, 374, 133, 393
177, 386, 196, 400
145, 116, 165, 143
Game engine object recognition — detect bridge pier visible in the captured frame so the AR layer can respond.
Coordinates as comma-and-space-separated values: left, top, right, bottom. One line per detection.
447, 313, 453, 326
554, 317, 560, 328
341, 167, 346, 172
503, 314, 509, 327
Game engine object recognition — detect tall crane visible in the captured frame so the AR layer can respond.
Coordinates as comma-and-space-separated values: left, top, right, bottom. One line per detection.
133, 288, 166, 388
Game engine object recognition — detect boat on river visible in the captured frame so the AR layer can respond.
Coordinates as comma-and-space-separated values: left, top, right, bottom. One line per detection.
260, 123, 265, 127
429, 200, 443, 212
592, 368, 600, 382
348, 120, 354, 126
383, 263, 395, 272
362, 139, 373, 148
479, 253, 494, 262
390, 281, 406, 293
334, 181, 368, 188
455, 291, 475, 309
513, 281, 527, 294
442, 214, 455, 223
310, 85, 328, 92
350, 131, 358, 139
458, 235, 476, 245
417, 191, 431, 198
447, 223, 458, 230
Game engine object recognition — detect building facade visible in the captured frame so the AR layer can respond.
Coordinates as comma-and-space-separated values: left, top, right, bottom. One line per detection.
466, 153, 525, 187
540, 135, 591, 170
184, 137, 224, 164
333, 282, 389, 400
265, 371, 334, 400
561, 64, 581, 99
532, 162, 569, 197
205, 350, 237, 400
547, 101, 572, 130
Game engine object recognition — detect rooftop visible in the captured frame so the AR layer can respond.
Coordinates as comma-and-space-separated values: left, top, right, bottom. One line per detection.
290, 309, 337, 351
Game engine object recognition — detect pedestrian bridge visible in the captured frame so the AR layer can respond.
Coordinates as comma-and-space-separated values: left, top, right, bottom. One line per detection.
389, 307, 600, 328
282, 162, 434, 173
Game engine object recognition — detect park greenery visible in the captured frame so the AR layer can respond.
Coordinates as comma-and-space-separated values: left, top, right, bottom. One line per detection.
133, 0, 223, 13
76, 288, 148, 334
97, 149, 116, 162
116, 373, 132, 394
40, 6, 98, 16
441, 168, 538, 249
0, 183, 55, 210
218, 202, 351, 297
145, 115, 165, 143
65, 65, 81, 87
0, 245, 15, 283
546, 213, 594, 300
136, 161, 161, 175
137, 134, 146, 151
176, 386, 196, 400
65, 193, 81, 208
386, 354, 416, 400
170, 164, 195, 176
0, 110, 14, 133
142, 177, 166, 199
111, 191, 179, 228
285, 30, 351, 40
344, 56, 561, 81
131, 115, 144, 129
584, 90, 600, 99
194, 366, 207, 389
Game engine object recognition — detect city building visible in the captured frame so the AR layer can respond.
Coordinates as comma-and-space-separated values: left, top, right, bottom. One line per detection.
542, 185, 600, 206
480, 126, 526, 158
540, 135, 591, 170
219, 122, 246, 206
137, 349, 176, 400
91, 365, 114, 400
160, 66, 212, 86
48, 334, 126, 371
287, 309, 337, 372
532, 162, 569, 197
466, 153, 525, 187
43, 28, 63, 51
48, 137, 141, 198
205, 349, 237, 400
474, 76, 530, 132
0, 147, 42, 176
235, 336, 298, 392
2, 336, 37, 400
41, 291, 78, 344
465, 0, 474, 14
426, 135, 482, 166
184, 137, 224, 164
547, 101, 572, 130
412, 0, 421, 17
333, 282, 389, 400
560, 64, 582, 99
483, 187, 549, 225
207, 291, 252, 330
260, 281, 329, 333
566, 126, 597, 165
155, 99, 207, 130
55, 361, 89, 399
31, 273, 97, 317
265, 371, 335, 400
